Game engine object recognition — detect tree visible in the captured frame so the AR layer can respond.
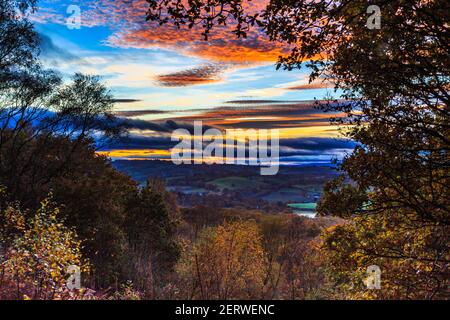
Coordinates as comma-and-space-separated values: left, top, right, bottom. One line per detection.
0, 73, 123, 207
177, 220, 267, 299
322, 206, 449, 299
50, 144, 137, 289
0, 0, 38, 76
276, 217, 326, 300
0, 0, 123, 206
126, 179, 181, 298
0, 194, 88, 300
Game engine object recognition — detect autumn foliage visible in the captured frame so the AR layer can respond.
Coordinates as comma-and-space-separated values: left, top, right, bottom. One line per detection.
0, 193, 88, 300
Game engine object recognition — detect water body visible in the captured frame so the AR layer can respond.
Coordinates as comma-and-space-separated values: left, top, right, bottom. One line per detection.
288, 203, 317, 218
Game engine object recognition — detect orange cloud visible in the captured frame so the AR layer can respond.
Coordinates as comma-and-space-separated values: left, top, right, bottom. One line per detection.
152, 100, 346, 131
156, 64, 223, 87
108, 24, 290, 63
34, 0, 288, 64
286, 76, 337, 90
97, 149, 171, 158
287, 82, 333, 90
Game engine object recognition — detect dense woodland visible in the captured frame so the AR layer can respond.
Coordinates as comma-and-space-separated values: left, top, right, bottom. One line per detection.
0, 0, 448, 300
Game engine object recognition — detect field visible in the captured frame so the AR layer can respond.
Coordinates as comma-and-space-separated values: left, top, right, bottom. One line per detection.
208, 176, 269, 191
113, 160, 339, 214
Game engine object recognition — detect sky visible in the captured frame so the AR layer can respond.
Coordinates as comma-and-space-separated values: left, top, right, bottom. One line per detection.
30, 0, 355, 165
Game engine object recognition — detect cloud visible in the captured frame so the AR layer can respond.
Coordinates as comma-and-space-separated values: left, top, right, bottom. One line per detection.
156, 64, 224, 87
225, 100, 306, 104
115, 118, 215, 134
286, 77, 336, 90
30, 7, 66, 25
280, 138, 356, 152
103, 133, 355, 163
287, 83, 332, 90
107, 99, 347, 142
163, 100, 345, 129
114, 109, 169, 117
110, 99, 142, 103
115, 118, 171, 132
38, 33, 79, 65
107, 133, 174, 151
35, 0, 290, 64
108, 25, 289, 64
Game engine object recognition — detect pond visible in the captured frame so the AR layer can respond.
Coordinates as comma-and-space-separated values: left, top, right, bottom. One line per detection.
288, 203, 317, 218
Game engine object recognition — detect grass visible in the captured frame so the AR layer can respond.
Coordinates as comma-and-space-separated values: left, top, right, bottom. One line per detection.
208, 176, 267, 191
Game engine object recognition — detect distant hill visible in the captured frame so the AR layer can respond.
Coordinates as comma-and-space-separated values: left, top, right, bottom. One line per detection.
113, 160, 339, 214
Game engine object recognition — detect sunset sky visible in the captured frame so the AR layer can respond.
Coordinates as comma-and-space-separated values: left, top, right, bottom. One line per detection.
31, 0, 355, 164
